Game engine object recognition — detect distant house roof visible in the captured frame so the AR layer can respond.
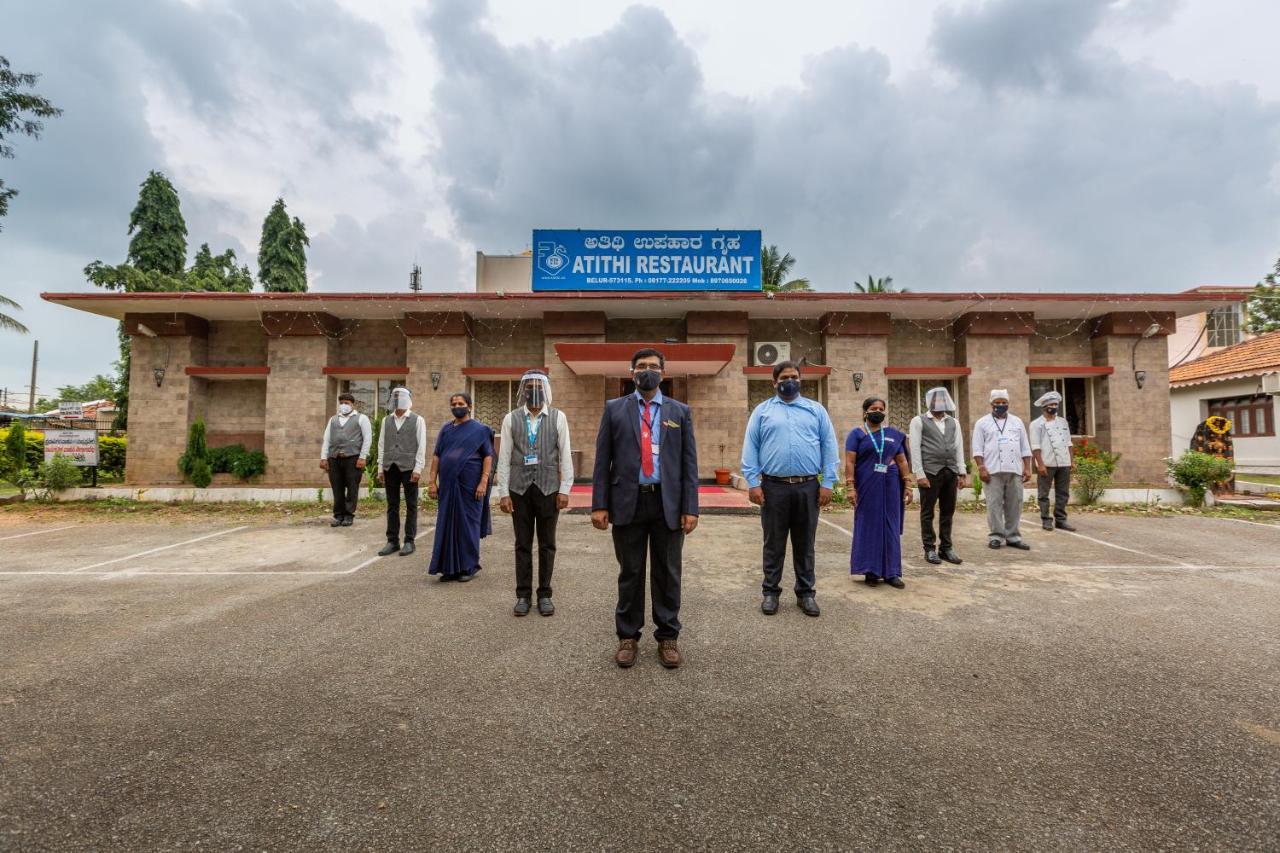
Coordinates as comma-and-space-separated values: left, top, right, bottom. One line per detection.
1170, 330, 1280, 387
39, 399, 117, 418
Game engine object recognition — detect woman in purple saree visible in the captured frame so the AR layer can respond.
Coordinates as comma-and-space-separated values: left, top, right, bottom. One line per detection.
427, 393, 494, 581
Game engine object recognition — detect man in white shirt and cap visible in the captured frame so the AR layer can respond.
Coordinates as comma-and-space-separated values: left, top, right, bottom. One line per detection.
1030, 390, 1077, 531
376, 386, 427, 557
907, 386, 967, 565
495, 370, 573, 617
320, 391, 372, 527
972, 389, 1033, 551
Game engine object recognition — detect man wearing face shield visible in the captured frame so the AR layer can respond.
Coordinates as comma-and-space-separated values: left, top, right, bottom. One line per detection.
972, 389, 1033, 551
494, 370, 574, 617
320, 392, 372, 527
376, 386, 428, 557
907, 386, 967, 565
1030, 390, 1077, 531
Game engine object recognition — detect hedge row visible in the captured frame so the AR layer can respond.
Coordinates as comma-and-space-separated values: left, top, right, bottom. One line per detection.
0, 428, 127, 479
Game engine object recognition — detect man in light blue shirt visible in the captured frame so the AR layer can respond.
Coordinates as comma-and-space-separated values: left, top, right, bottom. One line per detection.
741, 360, 840, 617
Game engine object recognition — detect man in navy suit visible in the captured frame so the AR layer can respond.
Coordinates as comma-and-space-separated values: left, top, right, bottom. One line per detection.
592, 348, 700, 669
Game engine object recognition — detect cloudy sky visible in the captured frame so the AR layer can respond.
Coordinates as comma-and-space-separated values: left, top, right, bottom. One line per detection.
2, 0, 1279, 400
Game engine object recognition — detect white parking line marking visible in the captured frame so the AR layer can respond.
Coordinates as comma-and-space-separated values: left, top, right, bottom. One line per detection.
1055, 529, 1194, 568
818, 517, 919, 570
0, 525, 77, 541
1212, 516, 1280, 530
68, 526, 251, 573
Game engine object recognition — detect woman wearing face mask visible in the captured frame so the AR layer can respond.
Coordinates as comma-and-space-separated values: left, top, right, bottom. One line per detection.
426, 393, 494, 582
844, 397, 912, 588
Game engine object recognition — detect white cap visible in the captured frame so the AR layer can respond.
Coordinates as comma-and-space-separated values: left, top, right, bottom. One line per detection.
990, 389, 1010, 402
1035, 390, 1063, 407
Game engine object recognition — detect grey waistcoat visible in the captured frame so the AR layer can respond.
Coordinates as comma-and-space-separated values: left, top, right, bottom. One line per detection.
382, 412, 421, 471
327, 415, 364, 457
919, 416, 961, 476
507, 408, 561, 496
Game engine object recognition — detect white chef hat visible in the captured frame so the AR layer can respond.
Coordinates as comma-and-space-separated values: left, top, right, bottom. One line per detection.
924, 386, 956, 412
990, 389, 1010, 402
1034, 390, 1063, 407
518, 370, 553, 406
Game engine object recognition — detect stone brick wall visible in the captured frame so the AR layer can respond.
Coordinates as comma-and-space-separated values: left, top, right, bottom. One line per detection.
206, 322, 267, 367
955, 335, 1032, 434
605, 317, 686, 343
685, 332, 748, 475
825, 333, 889, 444
1092, 333, 1171, 483
264, 336, 337, 484
1030, 322, 1094, 365
124, 334, 208, 485
544, 331, 606, 481
888, 321, 956, 366
337, 320, 405, 367
203, 380, 267, 450
406, 333, 469, 450
748, 319, 823, 365
468, 319, 544, 367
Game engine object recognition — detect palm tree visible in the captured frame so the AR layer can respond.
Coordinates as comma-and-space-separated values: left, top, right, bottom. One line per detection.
760, 245, 812, 292
854, 274, 906, 293
0, 294, 28, 334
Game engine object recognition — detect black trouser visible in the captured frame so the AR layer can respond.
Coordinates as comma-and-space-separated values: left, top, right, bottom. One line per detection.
760, 477, 819, 597
327, 455, 363, 520
919, 466, 958, 551
383, 463, 419, 544
1038, 466, 1072, 524
512, 485, 560, 599
612, 489, 684, 641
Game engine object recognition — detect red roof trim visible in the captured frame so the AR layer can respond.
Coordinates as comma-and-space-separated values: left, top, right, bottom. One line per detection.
884, 366, 972, 377
1026, 365, 1116, 376
321, 366, 409, 376
742, 365, 832, 376
184, 366, 270, 376
462, 366, 549, 378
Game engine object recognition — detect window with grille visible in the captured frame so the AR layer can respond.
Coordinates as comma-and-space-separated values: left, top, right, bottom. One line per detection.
471, 380, 517, 431
1208, 395, 1274, 437
1206, 305, 1243, 348
1027, 377, 1092, 436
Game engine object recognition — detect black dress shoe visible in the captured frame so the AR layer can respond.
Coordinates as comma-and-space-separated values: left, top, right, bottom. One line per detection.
761, 594, 779, 615
925, 549, 942, 565
886, 577, 906, 589
941, 549, 964, 565
864, 575, 881, 586
399, 541, 415, 556
1056, 521, 1077, 531
378, 541, 400, 556
1042, 519, 1054, 530
513, 597, 531, 616
457, 573, 473, 583
341, 516, 354, 527
798, 595, 820, 617
988, 539, 1003, 549
330, 518, 343, 527
537, 597, 555, 617
1007, 540, 1032, 551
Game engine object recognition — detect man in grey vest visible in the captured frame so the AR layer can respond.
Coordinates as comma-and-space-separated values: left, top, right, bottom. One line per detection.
320, 392, 372, 527
908, 386, 967, 565
495, 370, 573, 617
376, 386, 427, 557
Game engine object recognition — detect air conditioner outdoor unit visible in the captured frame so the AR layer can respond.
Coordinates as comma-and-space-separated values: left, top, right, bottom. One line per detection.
1262, 373, 1280, 394
753, 341, 791, 366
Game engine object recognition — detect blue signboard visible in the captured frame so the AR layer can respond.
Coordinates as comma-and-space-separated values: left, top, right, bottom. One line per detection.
531, 229, 762, 292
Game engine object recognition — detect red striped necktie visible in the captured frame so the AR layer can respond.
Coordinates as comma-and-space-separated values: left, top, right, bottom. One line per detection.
640, 401, 655, 478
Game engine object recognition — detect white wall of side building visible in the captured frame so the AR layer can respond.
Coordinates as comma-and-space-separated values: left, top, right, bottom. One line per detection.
476, 253, 533, 292
1170, 377, 1280, 472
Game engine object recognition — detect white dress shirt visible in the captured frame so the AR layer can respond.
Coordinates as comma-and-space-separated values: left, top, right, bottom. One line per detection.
320, 412, 372, 460
971, 413, 1032, 475
1030, 415, 1074, 468
376, 410, 428, 475
907, 413, 967, 479
494, 406, 574, 499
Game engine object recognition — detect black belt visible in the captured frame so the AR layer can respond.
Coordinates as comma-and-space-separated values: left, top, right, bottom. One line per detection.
763, 474, 817, 484
638, 483, 660, 493
331, 453, 359, 459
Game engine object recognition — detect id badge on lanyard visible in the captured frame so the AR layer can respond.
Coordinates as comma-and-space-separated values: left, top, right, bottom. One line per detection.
524, 414, 541, 466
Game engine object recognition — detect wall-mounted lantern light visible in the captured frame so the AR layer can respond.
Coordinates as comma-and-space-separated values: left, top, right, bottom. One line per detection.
1134, 369, 1147, 390
430, 371, 442, 391
852, 371, 864, 391
153, 366, 166, 388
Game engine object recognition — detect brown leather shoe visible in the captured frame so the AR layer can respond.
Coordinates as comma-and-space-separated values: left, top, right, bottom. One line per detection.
615, 639, 638, 668
658, 639, 682, 669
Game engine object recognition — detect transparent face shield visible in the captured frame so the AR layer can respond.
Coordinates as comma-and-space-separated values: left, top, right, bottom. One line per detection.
519, 372, 552, 409
387, 388, 412, 412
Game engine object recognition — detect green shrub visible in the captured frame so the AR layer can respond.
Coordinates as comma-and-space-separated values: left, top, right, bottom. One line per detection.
97, 435, 127, 478
229, 449, 267, 480
1071, 439, 1121, 505
207, 444, 241, 474
178, 419, 209, 481
190, 458, 213, 489
4, 421, 27, 471
1167, 451, 1233, 508
967, 460, 983, 501
38, 453, 82, 495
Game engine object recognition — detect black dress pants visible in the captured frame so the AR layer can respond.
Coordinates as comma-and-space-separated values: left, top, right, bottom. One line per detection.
327, 455, 362, 520
383, 463, 419, 544
760, 477, 819, 597
612, 490, 684, 641
919, 466, 958, 551
1038, 466, 1072, 523
512, 485, 560, 599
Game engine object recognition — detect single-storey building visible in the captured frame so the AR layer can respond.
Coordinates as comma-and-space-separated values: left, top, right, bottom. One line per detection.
43, 255, 1242, 488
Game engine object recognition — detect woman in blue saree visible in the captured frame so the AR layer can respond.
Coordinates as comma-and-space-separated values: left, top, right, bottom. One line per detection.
427, 393, 494, 582
845, 396, 913, 589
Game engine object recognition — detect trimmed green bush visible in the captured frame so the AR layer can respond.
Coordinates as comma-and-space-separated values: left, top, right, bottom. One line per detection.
1167, 451, 1233, 508
39, 453, 82, 495
190, 458, 213, 489
1071, 439, 1121, 505
229, 449, 267, 480
96, 435, 127, 478
178, 419, 209, 482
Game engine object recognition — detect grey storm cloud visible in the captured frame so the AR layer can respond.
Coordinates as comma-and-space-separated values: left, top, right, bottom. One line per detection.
310, 211, 467, 291
421, 0, 1280, 292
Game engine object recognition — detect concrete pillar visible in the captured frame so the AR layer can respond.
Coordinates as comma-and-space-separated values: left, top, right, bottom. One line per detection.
403, 312, 471, 446
124, 333, 208, 485
1090, 312, 1175, 484
544, 311, 607, 479
954, 313, 1033, 432
685, 311, 749, 476
822, 312, 890, 441
263, 335, 337, 485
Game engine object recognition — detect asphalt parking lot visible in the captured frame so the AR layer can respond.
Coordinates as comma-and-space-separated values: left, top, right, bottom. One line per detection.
1, 507, 1277, 851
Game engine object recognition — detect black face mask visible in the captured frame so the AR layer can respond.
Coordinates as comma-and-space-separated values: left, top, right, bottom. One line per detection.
1044, 406, 1059, 416
777, 378, 801, 400
993, 404, 1009, 417
524, 385, 544, 408
866, 410, 886, 425
634, 369, 661, 391
451, 406, 469, 419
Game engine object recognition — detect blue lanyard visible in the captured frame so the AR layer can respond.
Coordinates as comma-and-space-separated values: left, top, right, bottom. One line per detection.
526, 411, 542, 447
866, 425, 886, 463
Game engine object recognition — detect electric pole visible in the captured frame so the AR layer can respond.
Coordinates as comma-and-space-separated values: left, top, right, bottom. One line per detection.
28, 340, 38, 413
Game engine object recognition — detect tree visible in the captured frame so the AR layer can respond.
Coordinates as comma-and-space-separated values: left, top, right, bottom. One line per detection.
855, 274, 907, 293
127, 171, 187, 274
1246, 259, 1280, 333
0, 293, 28, 334
0, 56, 62, 229
258, 198, 310, 292
188, 243, 253, 292
760, 244, 812, 292
36, 374, 117, 410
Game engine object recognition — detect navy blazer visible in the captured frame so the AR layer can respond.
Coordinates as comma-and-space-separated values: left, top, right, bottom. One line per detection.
592, 394, 699, 530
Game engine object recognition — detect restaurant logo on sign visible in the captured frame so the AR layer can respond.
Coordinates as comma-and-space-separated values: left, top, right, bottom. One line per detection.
532, 229, 762, 292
